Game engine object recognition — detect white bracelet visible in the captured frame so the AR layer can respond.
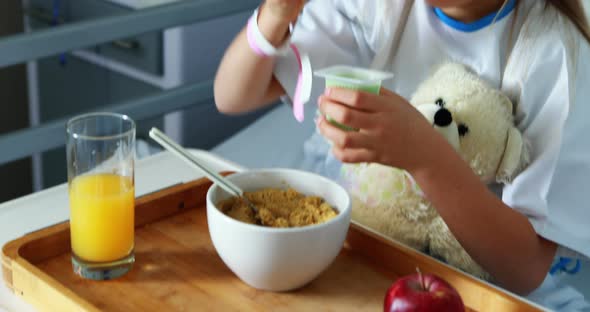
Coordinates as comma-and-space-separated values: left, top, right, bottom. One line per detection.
247, 8, 292, 57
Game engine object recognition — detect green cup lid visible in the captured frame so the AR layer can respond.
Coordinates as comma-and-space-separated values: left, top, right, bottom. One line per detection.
314, 65, 394, 85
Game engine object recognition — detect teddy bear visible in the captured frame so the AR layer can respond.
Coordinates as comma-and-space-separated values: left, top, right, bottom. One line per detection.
340, 62, 530, 280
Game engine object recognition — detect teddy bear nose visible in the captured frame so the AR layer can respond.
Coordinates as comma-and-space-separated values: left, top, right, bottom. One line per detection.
434, 108, 453, 127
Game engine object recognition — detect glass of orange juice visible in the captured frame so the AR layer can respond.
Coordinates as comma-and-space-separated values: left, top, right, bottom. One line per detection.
66, 112, 135, 280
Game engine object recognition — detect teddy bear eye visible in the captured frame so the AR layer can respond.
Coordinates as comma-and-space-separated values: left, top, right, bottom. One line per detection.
458, 123, 469, 137
435, 98, 445, 107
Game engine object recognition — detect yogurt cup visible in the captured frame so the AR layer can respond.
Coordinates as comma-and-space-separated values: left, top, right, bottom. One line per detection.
315, 65, 394, 130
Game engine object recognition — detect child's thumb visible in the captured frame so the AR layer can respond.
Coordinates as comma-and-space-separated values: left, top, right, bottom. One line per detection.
379, 87, 397, 97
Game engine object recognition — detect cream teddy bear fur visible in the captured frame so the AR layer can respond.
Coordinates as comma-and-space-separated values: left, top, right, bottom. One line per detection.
341, 63, 530, 280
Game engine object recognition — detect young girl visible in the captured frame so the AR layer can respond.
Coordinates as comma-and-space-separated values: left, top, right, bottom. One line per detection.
214, 0, 590, 309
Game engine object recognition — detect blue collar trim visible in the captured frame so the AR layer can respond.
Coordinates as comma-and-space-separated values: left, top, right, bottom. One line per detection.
433, 0, 517, 33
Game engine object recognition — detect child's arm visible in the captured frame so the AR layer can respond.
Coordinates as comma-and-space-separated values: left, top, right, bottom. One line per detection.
409, 136, 557, 295
214, 1, 305, 114
317, 88, 557, 295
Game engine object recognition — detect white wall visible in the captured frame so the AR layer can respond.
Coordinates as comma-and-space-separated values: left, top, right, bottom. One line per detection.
564, 0, 590, 303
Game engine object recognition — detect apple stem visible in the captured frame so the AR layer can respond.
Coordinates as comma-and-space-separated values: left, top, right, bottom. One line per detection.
416, 267, 425, 291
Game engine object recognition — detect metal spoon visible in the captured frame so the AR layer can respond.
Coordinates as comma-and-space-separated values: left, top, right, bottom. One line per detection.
149, 128, 261, 220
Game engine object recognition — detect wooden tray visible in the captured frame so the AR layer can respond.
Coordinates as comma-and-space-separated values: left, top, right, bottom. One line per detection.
2, 175, 541, 312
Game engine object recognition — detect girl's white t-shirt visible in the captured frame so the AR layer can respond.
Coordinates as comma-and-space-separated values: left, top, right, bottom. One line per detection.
273, 0, 589, 309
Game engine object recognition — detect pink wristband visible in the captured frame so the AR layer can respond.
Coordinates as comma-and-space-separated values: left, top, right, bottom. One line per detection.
246, 9, 311, 123
291, 43, 305, 122
246, 19, 266, 56
246, 9, 291, 57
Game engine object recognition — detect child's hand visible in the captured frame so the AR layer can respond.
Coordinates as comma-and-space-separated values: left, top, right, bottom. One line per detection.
317, 87, 440, 172
257, 0, 306, 46
263, 0, 307, 24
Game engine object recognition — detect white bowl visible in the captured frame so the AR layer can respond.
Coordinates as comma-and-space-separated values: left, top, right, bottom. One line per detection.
206, 168, 351, 292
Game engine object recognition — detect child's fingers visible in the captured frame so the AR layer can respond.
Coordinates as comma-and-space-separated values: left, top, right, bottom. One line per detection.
324, 87, 408, 112
324, 87, 385, 112
318, 96, 375, 129
331, 146, 377, 164
317, 116, 372, 150
379, 87, 397, 97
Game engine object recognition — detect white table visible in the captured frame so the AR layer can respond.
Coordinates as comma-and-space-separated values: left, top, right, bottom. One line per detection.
0, 150, 245, 312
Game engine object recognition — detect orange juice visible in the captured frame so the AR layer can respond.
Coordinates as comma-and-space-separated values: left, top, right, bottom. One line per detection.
69, 174, 134, 262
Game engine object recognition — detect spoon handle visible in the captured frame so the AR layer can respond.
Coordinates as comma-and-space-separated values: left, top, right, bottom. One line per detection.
149, 127, 243, 197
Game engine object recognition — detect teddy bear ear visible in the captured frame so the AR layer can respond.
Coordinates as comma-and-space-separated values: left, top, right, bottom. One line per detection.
496, 127, 531, 184
498, 93, 515, 116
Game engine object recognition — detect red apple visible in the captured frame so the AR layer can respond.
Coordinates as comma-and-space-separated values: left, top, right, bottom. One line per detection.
384, 272, 464, 312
